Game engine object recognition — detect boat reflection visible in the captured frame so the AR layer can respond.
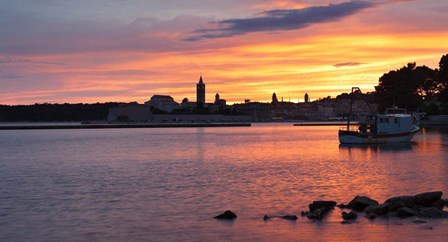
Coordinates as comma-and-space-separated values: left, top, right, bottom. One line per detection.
339, 142, 416, 152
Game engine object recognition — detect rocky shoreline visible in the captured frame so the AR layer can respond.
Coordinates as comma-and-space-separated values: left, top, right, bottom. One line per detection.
214, 191, 448, 225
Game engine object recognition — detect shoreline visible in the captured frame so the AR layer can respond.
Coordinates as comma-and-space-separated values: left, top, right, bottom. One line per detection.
0, 122, 251, 130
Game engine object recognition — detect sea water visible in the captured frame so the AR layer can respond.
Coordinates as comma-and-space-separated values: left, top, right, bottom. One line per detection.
0, 124, 447, 241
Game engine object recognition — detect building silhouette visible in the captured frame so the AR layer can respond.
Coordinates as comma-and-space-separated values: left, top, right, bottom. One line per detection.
215, 93, 220, 104
272, 92, 278, 106
304, 93, 309, 103
145, 95, 179, 113
196, 76, 205, 108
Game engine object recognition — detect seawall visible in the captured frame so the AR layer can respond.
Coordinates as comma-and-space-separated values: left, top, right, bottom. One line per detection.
0, 123, 251, 130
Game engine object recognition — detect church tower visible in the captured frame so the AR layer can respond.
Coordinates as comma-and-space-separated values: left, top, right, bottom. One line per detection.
272, 92, 278, 106
214, 93, 220, 104
196, 75, 205, 108
304, 93, 309, 103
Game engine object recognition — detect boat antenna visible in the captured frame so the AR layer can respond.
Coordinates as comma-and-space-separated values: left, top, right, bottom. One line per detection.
347, 87, 374, 130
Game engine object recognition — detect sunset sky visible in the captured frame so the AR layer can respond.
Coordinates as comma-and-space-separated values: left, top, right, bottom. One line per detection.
1, 0, 447, 105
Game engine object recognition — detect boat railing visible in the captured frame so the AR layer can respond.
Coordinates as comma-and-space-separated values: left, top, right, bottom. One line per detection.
339, 126, 359, 132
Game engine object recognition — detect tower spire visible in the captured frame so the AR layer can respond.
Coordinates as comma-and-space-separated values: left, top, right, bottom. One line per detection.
197, 75, 205, 108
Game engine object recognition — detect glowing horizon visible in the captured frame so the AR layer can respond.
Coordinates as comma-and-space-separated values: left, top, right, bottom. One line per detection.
1, 0, 447, 105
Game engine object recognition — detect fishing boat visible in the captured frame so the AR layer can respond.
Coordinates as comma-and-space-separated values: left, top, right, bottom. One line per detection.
338, 88, 420, 144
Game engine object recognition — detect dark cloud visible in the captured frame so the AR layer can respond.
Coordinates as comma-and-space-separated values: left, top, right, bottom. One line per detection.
0, 75, 22, 79
0, 12, 212, 55
0, 57, 66, 65
334, 62, 364, 68
185, 1, 375, 41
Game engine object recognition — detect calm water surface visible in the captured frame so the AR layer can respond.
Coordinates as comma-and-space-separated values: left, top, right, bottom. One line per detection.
1, 124, 448, 241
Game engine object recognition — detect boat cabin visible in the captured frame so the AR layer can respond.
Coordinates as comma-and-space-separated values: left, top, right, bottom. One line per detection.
356, 113, 413, 135
376, 114, 413, 134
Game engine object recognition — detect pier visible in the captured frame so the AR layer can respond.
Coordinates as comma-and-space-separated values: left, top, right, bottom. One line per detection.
0, 123, 251, 130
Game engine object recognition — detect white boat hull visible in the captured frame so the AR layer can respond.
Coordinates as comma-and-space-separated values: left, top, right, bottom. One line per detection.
339, 126, 419, 144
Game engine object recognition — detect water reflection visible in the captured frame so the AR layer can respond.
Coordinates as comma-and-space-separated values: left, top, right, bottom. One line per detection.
1, 124, 448, 241
339, 142, 416, 152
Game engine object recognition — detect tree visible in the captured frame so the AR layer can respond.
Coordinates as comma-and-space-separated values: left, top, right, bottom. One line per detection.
374, 62, 437, 112
415, 65, 439, 98
439, 54, 448, 85
438, 54, 448, 103
375, 63, 420, 111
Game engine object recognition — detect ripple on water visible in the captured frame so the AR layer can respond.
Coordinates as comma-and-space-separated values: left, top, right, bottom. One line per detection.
0, 125, 447, 241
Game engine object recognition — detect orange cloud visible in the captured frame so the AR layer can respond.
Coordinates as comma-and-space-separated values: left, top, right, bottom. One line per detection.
1, 0, 447, 105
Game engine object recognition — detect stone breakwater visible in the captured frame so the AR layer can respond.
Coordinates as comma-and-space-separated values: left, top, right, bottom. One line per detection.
214, 191, 448, 224
0, 123, 251, 130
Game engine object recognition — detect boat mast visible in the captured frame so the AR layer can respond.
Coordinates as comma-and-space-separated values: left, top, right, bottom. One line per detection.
347, 87, 356, 130
347, 87, 374, 130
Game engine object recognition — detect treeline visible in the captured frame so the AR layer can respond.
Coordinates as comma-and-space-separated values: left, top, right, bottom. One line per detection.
320, 53, 448, 114
0, 103, 126, 122
375, 53, 448, 114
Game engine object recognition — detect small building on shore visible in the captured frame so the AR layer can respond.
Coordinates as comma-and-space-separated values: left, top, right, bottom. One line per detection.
145, 95, 179, 113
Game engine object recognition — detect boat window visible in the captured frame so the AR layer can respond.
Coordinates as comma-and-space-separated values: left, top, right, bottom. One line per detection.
385, 118, 389, 123
379, 118, 383, 123
394, 118, 398, 124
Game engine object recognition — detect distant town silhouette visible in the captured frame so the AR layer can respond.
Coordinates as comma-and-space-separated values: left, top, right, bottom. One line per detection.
1, 53, 447, 122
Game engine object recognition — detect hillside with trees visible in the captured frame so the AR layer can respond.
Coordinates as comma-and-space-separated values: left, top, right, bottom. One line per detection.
375, 53, 448, 114
0, 103, 126, 122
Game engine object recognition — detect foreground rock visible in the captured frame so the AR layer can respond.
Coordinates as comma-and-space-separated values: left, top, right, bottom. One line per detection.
341, 211, 358, 224
364, 203, 389, 216
347, 196, 379, 212
303, 200, 337, 220
309, 201, 337, 212
397, 207, 418, 217
214, 210, 237, 220
263, 214, 298, 221
415, 191, 443, 206
342, 211, 358, 220
360, 191, 448, 219
385, 196, 416, 211
282, 215, 298, 220
418, 207, 448, 218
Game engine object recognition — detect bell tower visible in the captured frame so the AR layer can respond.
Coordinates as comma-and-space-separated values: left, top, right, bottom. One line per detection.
196, 75, 205, 108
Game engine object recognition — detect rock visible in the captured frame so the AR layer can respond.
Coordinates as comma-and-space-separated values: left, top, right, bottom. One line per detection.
309, 201, 337, 212
214, 210, 237, 220
385, 196, 416, 211
337, 204, 348, 209
397, 207, 418, 217
365, 213, 377, 219
442, 199, 448, 207
301, 211, 309, 217
385, 211, 399, 218
305, 201, 336, 220
418, 207, 448, 218
263, 215, 271, 220
342, 211, 358, 220
364, 203, 390, 216
415, 191, 443, 206
281, 215, 298, 220
347, 196, 379, 212
430, 199, 446, 210
307, 208, 328, 220
413, 219, 428, 224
